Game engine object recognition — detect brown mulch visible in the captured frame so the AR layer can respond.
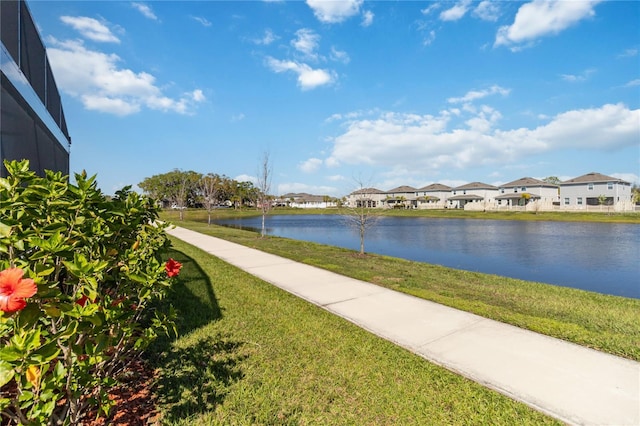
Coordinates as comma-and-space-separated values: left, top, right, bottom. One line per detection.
82, 359, 160, 426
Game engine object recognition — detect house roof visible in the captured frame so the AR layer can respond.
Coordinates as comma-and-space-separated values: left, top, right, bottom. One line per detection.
500, 177, 558, 188
561, 172, 630, 185
448, 194, 484, 200
417, 183, 452, 191
386, 185, 417, 194
351, 187, 385, 195
453, 182, 498, 190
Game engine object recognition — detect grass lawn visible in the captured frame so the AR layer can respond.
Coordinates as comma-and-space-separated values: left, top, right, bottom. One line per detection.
166, 207, 640, 224
159, 212, 640, 362
149, 238, 561, 425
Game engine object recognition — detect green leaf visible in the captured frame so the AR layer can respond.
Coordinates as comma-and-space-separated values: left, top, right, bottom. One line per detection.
29, 342, 60, 364
0, 222, 11, 238
0, 346, 23, 362
0, 360, 15, 387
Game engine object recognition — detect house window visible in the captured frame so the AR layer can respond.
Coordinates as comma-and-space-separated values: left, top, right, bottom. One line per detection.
453, 191, 456, 195
501, 188, 505, 193
564, 198, 570, 205
577, 197, 583, 205
521, 187, 527, 192
588, 183, 594, 190
463, 190, 466, 195
608, 182, 613, 190
514, 188, 518, 193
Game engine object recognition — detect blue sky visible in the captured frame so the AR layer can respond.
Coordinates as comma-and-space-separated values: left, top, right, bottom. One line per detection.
29, 0, 639, 196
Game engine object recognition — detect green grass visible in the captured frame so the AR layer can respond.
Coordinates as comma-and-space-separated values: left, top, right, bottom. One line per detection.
149, 239, 561, 425
164, 206, 640, 224
160, 213, 640, 362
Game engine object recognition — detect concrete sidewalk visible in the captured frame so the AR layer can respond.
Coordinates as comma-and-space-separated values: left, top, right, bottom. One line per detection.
167, 226, 640, 426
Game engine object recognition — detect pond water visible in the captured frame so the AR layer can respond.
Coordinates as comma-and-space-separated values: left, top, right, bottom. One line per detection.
213, 215, 640, 299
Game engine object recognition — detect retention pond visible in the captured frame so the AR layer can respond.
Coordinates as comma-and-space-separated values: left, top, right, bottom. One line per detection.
213, 215, 640, 299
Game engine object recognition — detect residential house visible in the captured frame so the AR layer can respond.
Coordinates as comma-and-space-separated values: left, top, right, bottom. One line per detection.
496, 177, 559, 210
415, 183, 451, 209
345, 187, 386, 208
280, 193, 337, 209
559, 172, 632, 211
384, 185, 418, 209
448, 182, 499, 210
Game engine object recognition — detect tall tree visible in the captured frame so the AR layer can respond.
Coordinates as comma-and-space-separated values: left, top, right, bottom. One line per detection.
256, 152, 273, 238
139, 169, 201, 220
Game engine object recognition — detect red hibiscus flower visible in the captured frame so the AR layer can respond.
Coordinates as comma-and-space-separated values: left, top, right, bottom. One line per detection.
165, 258, 182, 277
0, 268, 37, 313
76, 295, 95, 307
76, 295, 89, 307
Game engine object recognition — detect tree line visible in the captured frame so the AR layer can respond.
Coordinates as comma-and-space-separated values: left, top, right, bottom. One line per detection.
139, 169, 262, 221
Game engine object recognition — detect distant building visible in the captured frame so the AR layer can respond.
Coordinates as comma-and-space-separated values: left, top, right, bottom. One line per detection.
384, 185, 417, 209
345, 187, 386, 208
415, 183, 451, 209
560, 172, 632, 211
448, 182, 498, 210
1, 0, 71, 177
496, 177, 559, 210
279, 193, 337, 209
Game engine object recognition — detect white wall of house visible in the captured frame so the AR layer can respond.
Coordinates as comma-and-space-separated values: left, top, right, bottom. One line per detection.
560, 181, 632, 211
346, 190, 386, 208
449, 188, 499, 209
416, 190, 450, 209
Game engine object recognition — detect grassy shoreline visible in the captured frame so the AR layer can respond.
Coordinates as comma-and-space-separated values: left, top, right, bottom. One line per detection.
160, 211, 640, 362
167, 206, 640, 223
150, 239, 561, 424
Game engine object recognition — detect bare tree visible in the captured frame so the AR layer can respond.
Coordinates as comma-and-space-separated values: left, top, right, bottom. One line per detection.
256, 151, 272, 238
342, 178, 381, 255
201, 173, 221, 225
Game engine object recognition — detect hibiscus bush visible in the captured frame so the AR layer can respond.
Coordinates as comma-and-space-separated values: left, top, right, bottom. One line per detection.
0, 160, 178, 424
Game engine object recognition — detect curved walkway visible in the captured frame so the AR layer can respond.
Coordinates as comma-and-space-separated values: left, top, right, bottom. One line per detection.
167, 226, 639, 426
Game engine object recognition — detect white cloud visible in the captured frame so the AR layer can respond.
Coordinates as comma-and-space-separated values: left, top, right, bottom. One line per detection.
231, 113, 246, 122
253, 29, 278, 45
306, 0, 363, 24
60, 16, 120, 43
423, 30, 436, 46
440, 0, 472, 21
235, 174, 257, 184
421, 4, 440, 15
473, 1, 501, 22
191, 89, 206, 102
447, 85, 510, 104
292, 29, 320, 59
625, 79, 640, 87
46, 38, 204, 115
299, 158, 323, 173
330, 46, 350, 64
617, 48, 638, 58
495, 0, 602, 49
361, 10, 374, 27
560, 68, 595, 82
324, 104, 638, 173
131, 2, 158, 21
265, 57, 335, 90
191, 16, 212, 27
327, 174, 345, 182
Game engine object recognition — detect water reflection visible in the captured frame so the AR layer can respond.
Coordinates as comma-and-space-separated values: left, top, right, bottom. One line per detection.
213, 215, 639, 298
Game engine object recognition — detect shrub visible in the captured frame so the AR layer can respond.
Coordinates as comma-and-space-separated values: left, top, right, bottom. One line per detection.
0, 160, 177, 424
